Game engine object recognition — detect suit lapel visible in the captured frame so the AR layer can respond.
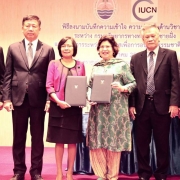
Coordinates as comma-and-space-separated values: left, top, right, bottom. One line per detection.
141, 50, 148, 75
30, 40, 43, 68
154, 47, 166, 74
19, 40, 29, 69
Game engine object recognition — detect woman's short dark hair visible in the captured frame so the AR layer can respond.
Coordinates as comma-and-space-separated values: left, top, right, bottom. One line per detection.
97, 35, 119, 57
58, 36, 77, 57
22, 15, 41, 26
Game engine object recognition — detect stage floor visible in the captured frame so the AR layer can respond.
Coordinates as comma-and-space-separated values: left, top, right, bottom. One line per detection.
0, 147, 179, 180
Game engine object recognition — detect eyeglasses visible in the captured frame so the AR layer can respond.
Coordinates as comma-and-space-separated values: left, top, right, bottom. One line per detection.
61, 45, 73, 48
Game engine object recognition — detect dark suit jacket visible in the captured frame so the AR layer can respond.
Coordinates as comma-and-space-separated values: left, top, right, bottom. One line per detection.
3, 40, 55, 107
0, 47, 5, 102
129, 47, 180, 115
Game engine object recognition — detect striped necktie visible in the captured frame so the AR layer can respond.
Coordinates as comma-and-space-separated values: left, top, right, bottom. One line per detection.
147, 51, 155, 95
27, 42, 33, 67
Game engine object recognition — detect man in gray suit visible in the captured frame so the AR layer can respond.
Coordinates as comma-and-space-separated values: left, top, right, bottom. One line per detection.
3, 15, 55, 180
0, 46, 5, 110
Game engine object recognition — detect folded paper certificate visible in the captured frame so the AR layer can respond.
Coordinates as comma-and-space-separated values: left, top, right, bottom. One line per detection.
65, 76, 87, 106
90, 74, 113, 103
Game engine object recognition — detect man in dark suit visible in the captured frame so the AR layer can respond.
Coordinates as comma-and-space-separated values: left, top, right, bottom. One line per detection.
3, 15, 55, 180
0, 46, 5, 110
129, 23, 179, 180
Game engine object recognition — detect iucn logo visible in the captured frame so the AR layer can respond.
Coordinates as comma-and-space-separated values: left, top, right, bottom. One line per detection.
131, 0, 158, 22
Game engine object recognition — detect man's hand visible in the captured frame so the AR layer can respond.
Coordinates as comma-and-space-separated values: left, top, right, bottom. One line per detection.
169, 106, 178, 118
44, 101, 50, 112
129, 107, 136, 120
4, 101, 14, 112
178, 108, 180, 119
0, 102, 3, 110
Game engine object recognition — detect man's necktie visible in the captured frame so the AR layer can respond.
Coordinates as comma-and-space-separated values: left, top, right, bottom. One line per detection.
147, 51, 155, 95
27, 43, 33, 67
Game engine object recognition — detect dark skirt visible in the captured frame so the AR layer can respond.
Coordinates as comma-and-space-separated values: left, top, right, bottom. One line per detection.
46, 101, 83, 144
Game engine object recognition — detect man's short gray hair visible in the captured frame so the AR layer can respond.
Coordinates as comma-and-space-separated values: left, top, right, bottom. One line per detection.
141, 23, 160, 37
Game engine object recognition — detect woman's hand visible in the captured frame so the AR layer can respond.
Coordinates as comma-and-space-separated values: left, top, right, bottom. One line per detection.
79, 106, 85, 108
57, 100, 71, 109
111, 82, 126, 92
87, 100, 97, 106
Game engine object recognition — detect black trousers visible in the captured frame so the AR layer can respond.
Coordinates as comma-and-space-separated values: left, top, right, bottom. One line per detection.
134, 96, 171, 180
12, 94, 45, 176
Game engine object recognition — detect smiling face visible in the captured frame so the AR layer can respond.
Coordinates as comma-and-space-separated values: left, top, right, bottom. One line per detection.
22, 19, 41, 42
98, 40, 114, 61
60, 39, 74, 58
142, 27, 160, 51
